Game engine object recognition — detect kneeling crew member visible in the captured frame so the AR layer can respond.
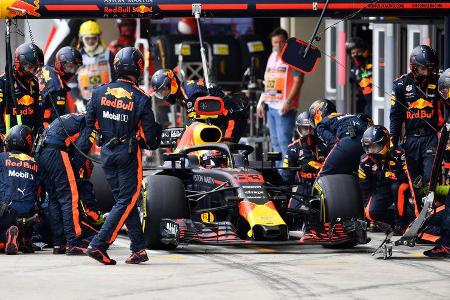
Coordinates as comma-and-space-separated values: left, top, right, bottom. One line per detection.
358, 125, 410, 234
0, 125, 40, 255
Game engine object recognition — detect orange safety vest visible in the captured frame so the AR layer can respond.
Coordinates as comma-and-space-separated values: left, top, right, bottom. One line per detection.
260, 52, 299, 110
77, 51, 112, 100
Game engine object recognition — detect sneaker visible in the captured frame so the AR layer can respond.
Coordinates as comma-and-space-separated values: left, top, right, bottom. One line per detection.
86, 246, 116, 265
126, 249, 149, 264
5, 226, 19, 255
423, 245, 450, 258
66, 246, 87, 256
53, 245, 66, 254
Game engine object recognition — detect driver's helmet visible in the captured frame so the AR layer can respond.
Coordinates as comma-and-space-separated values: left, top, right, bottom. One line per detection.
361, 125, 390, 156
201, 150, 228, 168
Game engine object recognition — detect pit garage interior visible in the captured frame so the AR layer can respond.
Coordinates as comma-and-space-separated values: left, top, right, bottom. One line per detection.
1, 16, 449, 131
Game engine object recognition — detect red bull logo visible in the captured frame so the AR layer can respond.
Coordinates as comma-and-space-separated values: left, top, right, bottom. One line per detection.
101, 97, 134, 112
407, 98, 433, 119
17, 95, 34, 106
1, 0, 41, 18
105, 87, 133, 100
104, 6, 131, 14
133, 5, 152, 14
5, 155, 38, 172
408, 98, 434, 110
8, 153, 32, 161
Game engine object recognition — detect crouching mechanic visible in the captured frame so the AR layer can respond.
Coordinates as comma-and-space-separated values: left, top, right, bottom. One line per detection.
36, 113, 96, 255
151, 69, 248, 143
359, 125, 411, 234
0, 125, 40, 254
282, 111, 327, 207
308, 99, 372, 176
85, 47, 162, 265
423, 68, 450, 257
39, 46, 83, 128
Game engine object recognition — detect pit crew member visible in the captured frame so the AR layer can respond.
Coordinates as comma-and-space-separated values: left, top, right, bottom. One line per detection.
85, 47, 162, 265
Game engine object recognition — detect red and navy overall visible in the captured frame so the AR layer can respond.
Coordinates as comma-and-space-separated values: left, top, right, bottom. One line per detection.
0, 73, 42, 136
0, 151, 39, 246
36, 113, 94, 247
317, 113, 371, 176
85, 79, 161, 252
358, 152, 410, 228
38, 65, 71, 128
390, 72, 445, 215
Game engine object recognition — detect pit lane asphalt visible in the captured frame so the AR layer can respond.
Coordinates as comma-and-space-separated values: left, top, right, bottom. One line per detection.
1, 233, 449, 299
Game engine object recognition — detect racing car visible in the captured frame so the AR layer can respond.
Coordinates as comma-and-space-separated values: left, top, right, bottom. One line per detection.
139, 95, 369, 249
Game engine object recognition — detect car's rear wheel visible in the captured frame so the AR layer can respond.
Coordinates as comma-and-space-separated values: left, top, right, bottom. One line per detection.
314, 174, 363, 249
91, 162, 115, 212
141, 175, 188, 249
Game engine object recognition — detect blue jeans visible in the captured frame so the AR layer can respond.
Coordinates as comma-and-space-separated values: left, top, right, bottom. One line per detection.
267, 107, 296, 167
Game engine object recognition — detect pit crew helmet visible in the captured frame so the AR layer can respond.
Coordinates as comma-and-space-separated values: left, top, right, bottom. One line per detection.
117, 19, 137, 37
55, 46, 83, 81
361, 125, 390, 155
151, 69, 179, 100
409, 45, 438, 84
438, 68, 450, 100
14, 43, 44, 79
113, 47, 144, 82
296, 111, 314, 137
308, 99, 336, 128
4, 125, 34, 154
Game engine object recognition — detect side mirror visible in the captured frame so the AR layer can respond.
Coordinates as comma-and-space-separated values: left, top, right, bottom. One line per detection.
281, 38, 321, 74
163, 153, 186, 170
163, 153, 184, 162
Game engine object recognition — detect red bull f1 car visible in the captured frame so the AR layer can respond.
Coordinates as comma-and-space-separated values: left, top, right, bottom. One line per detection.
139, 96, 369, 249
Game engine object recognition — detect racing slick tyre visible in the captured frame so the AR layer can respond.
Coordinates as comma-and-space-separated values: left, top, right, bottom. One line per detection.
142, 175, 188, 249
315, 174, 363, 249
315, 174, 363, 222
91, 162, 115, 212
